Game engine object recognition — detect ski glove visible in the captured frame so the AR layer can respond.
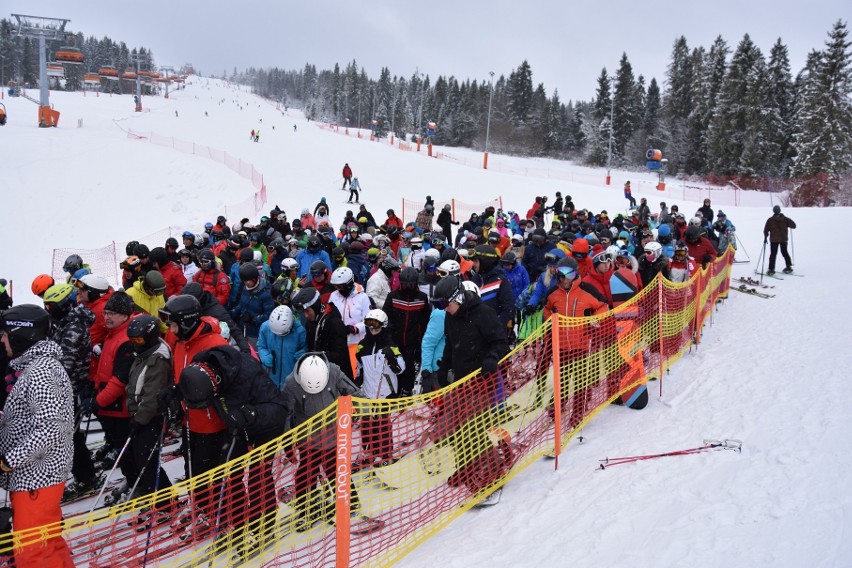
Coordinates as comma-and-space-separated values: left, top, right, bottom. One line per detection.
226, 406, 257, 433
420, 371, 439, 393
481, 357, 498, 374
80, 396, 99, 415
156, 385, 180, 415
347, 325, 359, 336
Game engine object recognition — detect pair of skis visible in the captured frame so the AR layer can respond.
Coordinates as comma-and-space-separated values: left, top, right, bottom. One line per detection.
731, 284, 775, 299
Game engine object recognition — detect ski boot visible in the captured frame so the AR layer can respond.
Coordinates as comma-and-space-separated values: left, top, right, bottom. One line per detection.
782, 267, 793, 274
102, 481, 129, 506
62, 477, 99, 502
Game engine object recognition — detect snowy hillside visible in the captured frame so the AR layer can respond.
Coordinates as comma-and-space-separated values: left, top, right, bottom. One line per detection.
2, 78, 851, 567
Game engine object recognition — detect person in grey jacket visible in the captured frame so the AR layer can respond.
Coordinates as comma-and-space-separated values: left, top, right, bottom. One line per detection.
0, 305, 75, 567
282, 352, 364, 531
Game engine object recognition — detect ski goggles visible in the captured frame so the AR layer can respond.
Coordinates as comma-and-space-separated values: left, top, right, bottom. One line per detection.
557, 266, 578, 279
364, 319, 383, 330
592, 252, 614, 265
674, 250, 688, 261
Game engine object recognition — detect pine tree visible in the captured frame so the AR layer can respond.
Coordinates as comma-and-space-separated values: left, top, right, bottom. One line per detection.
791, 20, 852, 204
584, 68, 612, 166
612, 53, 639, 161
661, 36, 694, 172
706, 34, 768, 176
506, 60, 534, 124
765, 39, 795, 176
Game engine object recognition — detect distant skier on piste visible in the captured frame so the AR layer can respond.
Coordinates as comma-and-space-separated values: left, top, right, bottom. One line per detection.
342, 163, 353, 190
763, 205, 797, 275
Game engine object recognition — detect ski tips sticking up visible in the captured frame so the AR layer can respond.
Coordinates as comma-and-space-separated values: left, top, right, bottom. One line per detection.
598, 439, 742, 470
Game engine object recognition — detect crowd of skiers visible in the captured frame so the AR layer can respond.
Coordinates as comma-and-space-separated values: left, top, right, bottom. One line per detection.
0, 187, 751, 564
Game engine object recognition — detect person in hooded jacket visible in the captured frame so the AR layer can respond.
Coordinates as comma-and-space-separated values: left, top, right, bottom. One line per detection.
179, 346, 287, 552
281, 353, 364, 531
149, 246, 187, 299
43, 285, 99, 499
521, 228, 555, 283
127, 270, 167, 323
426, 277, 511, 497
257, 305, 307, 389
684, 225, 718, 269
355, 309, 405, 464
158, 294, 229, 479
582, 248, 615, 308
470, 245, 515, 332
295, 236, 332, 279
124, 315, 173, 509
291, 287, 354, 381
193, 249, 231, 307
230, 264, 275, 346
0, 305, 75, 568
698, 198, 714, 225
181, 282, 251, 354
382, 267, 430, 395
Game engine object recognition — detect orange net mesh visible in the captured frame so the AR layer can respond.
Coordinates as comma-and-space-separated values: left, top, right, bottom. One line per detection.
12, 250, 732, 566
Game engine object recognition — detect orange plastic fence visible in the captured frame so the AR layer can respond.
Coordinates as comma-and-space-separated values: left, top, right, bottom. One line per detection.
8, 250, 732, 567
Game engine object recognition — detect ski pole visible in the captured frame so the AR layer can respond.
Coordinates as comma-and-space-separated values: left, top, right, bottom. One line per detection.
734, 233, 750, 261
757, 240, 767, 286
599, 439, 741, 470
88, 434, 133, 514
790, 228, 795, 265
141, 419, 169, 568
208, 434, 238, 567
126, 421, 167, 503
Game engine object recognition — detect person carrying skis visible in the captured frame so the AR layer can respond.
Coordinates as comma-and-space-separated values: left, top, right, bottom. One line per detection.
763, 205, 797, 275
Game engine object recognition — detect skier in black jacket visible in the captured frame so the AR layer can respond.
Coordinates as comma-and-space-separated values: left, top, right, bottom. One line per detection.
181, 282, 251, 354
291, 287, 354, 380
179, 345, 288, 557
436, 204, 460, 243
427, 277, 511, 503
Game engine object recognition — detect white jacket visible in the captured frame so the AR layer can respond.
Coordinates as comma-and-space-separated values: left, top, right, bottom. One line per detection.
366, 270, 391, 309
329, 286, 372, 345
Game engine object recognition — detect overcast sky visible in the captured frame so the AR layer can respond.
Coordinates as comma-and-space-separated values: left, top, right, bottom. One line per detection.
13, 1, 852, 102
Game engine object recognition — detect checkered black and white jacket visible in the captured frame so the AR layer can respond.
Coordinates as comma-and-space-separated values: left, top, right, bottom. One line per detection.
0, 340, 74, 492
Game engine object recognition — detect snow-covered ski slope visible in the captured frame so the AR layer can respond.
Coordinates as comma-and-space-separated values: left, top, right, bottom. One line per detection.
2, 77, 850, 567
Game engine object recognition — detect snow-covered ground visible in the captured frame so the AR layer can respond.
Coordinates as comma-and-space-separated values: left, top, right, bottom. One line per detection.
2, 78, 850, 567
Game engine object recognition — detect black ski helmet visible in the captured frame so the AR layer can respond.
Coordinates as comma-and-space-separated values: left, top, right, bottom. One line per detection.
432, 275, 465, 308
143, 271, 166, 296
501, 251, 518, 265
685, 226, 701, 243
63, 254, 84, 274
178, 362, 220, 409
127, 314, 161, 353
159, 295, 202, 340
238, 248, 254, 263
125, 241, 140, 257
0, 304, 52, 356
238, 263, 260, 283
399, 266, 419, 290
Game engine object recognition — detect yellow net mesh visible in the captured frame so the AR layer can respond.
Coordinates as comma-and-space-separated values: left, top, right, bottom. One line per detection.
2, 249, 733, 566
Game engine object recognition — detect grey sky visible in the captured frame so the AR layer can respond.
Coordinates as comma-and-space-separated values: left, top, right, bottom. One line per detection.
15, 1, 852, 102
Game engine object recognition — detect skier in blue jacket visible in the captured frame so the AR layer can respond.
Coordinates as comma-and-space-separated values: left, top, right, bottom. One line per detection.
257, 306, 307, 388
230, 264, 276, 344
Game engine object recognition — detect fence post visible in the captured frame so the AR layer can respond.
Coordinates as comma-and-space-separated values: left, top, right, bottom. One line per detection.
550, 314, 562, 468
657, 274, 665, 397
112, 241, 120, 287
335, 396, 353, 567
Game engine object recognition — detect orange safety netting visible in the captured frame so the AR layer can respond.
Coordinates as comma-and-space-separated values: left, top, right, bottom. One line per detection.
8, 250, 732, 566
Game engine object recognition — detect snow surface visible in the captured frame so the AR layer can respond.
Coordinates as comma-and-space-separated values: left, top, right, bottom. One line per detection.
2, 78, 851, 567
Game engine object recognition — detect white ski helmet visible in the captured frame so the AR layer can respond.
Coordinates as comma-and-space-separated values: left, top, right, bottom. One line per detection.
606, 245, 621, 258
297, 353, 329, 394
437, 259, 461, 277
644, 241, 663, 261
330, 266, 354, 286
424, 248, 441, 263
281, 257, 299, 272
78, 273, 110, 292
269, 305, 294, 336
461, 280, 481, 296
364, 308, 389, 329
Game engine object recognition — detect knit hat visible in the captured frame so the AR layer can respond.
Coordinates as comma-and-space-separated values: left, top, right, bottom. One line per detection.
104, 290, 135, 315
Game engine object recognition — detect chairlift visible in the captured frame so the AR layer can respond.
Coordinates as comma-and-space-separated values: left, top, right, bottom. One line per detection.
99, 67, 119, 81
54, 48, 84, 64
122, 69, 137, 80
46, 63, 65, 78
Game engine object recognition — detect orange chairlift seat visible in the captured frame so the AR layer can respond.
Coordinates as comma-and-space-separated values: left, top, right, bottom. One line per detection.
55, 48, 84, 64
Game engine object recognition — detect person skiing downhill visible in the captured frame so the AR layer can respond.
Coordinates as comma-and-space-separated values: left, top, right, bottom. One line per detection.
348, 177, 361, 204
342, 163, 353, 190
